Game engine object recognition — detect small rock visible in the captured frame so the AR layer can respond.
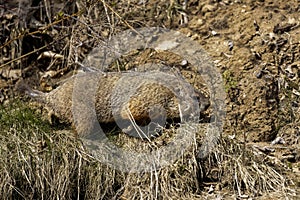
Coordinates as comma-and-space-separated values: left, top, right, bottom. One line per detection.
189, 18, 205, 28
255, 69, 264, 79
239, 194, 249, 199
228, 134, 235, 139
292, 89, 300, 96
228, 40, 234, 51
202, 4, 217, 13
208, 185, 214, 194
211, 30, 218, 36
196, 18, 205, 26
181, 59, 188, 67
271, 137, 285, 145
191, 34, 199, 40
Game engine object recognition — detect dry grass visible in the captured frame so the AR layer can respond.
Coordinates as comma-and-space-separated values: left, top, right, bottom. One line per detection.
0, 99, 295, 199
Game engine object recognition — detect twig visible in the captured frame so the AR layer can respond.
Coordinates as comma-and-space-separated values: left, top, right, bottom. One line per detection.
0, 11, 82, 50
0, 40, 56, 69
98, 0, 140, 36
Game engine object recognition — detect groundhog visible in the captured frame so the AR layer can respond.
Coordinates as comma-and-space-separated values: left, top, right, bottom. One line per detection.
17, 69, 209, 137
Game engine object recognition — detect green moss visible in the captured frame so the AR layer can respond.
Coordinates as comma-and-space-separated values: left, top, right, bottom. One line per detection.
0, 99, 52, 134
222, 70, 238, 92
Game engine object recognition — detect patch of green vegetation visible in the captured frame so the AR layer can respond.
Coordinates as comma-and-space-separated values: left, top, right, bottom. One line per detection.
222, 70, 238, 92
0, 99, 53, 133
0, 99, 83, 199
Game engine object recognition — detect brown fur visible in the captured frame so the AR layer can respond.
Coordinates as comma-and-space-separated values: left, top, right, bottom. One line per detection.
18, 70, 209, 136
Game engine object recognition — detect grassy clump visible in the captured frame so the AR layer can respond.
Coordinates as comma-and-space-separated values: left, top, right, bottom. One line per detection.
0, 99, 295, 199
0, 100, 116, 199
222, 70, 238, 92
0, 100, 202, 199
0, 100, 52, 132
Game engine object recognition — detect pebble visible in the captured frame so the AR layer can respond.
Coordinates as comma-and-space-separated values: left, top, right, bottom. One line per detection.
202, 4, 217, 13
